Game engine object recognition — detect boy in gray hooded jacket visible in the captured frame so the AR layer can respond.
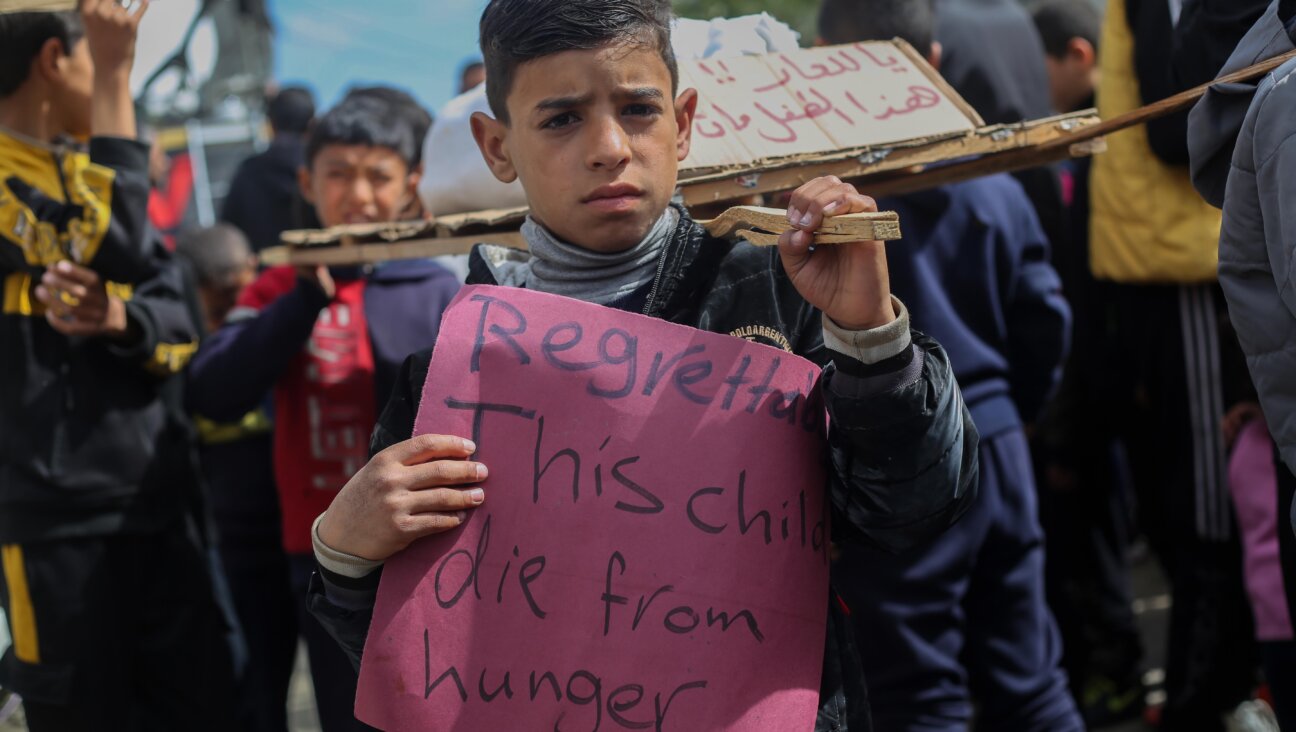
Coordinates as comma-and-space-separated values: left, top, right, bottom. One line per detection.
1189, 3, 1296, 723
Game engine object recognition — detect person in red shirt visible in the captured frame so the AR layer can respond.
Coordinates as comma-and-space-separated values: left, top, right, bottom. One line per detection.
187, 94, 460, 732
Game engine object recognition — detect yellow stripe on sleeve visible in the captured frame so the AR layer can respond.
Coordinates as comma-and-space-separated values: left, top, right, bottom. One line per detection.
1, 273, 33, 316
1, 544, 39, 664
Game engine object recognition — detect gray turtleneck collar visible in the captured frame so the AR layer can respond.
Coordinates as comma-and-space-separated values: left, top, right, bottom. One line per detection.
485, 208, 678, 306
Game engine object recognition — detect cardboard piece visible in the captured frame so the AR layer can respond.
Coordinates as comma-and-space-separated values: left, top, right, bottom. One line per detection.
0, 0, 76, 13
356, 286, 832, 731
680, 40, 981, 172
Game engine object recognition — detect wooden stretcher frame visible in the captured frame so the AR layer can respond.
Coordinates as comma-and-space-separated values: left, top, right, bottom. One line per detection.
261, 48, 1296, 268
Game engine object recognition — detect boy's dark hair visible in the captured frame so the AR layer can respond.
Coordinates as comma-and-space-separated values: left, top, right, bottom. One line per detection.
0, 11, 84, 99
305, 95, 420, 171
817, 0, 935, 54
176, 224, 252, 287
267, 86, 316, 136
478, 0, 678, 124
1031, 0, 1100, 59
343, 85, 433, 166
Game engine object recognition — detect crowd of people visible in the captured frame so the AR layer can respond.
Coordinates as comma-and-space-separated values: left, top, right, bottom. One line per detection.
0, 0, 1294, 730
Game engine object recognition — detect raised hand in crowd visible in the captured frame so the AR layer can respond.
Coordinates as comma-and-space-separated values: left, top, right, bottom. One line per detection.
80, 0, 149, 139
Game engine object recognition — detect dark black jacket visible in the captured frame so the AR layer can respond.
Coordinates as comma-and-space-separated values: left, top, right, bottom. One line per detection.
307, 208, 980, 731
0, 135, 201, 542
220, 136, 307, 253
1129, 0, 1270, 166
934, 0, 1065, 255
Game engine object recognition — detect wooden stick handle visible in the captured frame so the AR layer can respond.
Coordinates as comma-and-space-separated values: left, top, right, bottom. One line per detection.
260, 232, 528, 267
700, 206, 902, 242
264, 206, 904, 266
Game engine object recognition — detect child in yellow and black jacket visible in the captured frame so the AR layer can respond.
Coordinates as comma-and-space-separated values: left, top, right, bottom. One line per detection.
0, 2, 238, 729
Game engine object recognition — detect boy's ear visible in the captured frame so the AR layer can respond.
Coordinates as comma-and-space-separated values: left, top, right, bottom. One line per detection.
1068, 37, 1096, 67
407, 165, 423, 200
408, 163, 423, 192
674, 88, 699, 164
470, 111, 518, 184
35, 37, 66, 86
297, 166, 315, 205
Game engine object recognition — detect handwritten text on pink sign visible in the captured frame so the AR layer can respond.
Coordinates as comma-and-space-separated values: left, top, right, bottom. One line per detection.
356, 286, 832, 731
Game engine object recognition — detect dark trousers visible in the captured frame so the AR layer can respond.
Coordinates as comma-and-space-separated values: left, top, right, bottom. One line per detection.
1278, 446, 1296, 640
1261, 641, 1296, 731
218, 535, 296, 732
1274, 452, 1296, 729
842, 428, 1082, 732
1038, 440, 1143, 694
289, 554, 377, 732
0, 523, 238, 731
1098, 283, 1256, 729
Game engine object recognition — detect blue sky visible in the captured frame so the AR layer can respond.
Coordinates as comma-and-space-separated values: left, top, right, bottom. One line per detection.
271, 0, 489, 115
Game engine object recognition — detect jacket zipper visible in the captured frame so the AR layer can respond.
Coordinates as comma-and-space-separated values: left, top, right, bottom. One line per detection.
51, 146, 75, 260
642, 213, 683, 317
50, 147, 74, 479
641, 247, 670, 317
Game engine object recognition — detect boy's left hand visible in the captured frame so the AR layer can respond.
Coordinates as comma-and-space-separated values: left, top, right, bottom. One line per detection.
778, 177, 895, 331
34, 260, 130, 339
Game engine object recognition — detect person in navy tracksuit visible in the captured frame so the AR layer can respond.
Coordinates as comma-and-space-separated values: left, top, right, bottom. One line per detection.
816, 2, 1079, 729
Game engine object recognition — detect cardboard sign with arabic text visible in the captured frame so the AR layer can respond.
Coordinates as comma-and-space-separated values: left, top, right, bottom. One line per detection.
355, 286, 832, 731
682, 40, 981, 171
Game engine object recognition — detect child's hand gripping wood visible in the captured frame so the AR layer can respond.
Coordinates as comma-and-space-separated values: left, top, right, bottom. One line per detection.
701, 205, 901, 247
777, 176, 897, 331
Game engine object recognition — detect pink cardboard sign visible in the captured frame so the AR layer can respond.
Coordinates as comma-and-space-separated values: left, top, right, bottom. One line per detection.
356, 285, 830, 731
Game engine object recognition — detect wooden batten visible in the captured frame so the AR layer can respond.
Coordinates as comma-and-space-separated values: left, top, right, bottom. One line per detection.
265, 45, 1296, 269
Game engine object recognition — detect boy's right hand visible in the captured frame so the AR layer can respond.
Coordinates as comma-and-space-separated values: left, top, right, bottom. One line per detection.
81, 0, 149, 79
316, 434, 488, 562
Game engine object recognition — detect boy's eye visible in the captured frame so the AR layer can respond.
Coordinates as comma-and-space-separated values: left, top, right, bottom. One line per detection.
542, 112, 578, 130
624, 104, 660, 117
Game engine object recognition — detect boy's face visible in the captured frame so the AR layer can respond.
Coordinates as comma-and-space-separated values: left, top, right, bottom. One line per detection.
472, 43, 697, 253
299, 145, 419, 228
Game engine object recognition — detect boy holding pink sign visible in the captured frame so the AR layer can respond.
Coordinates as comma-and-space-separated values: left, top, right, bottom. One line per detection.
306, 1, 979, 730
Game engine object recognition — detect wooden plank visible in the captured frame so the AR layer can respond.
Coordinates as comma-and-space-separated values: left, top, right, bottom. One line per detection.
271, 49, 1296, 268
863, 139, 1108, 197
262, 232, 530, 267
700, 207, 900, 241
678, 111, 1100, 205
848, 47, 1296, 198
0, 0, 77, 13
266, 207, 903, 267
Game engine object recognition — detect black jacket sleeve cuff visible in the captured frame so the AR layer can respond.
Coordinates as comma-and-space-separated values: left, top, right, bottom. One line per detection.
88, 137, 150, 173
